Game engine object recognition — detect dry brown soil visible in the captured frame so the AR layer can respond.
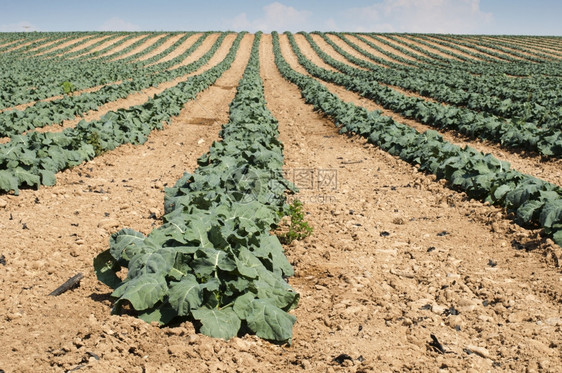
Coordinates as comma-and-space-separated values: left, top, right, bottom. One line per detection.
0, 34, 561, 373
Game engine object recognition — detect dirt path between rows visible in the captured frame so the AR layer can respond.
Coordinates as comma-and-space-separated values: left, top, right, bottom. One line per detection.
34, 35, 95, 57
109, 34, 167, 62
309, 34, 368, 71
487, 37, 562, 59
6, 36, 54, 53
342, 35, 399, 65
71, 35, 130, 59
95, 34, 149, 59
0, 33, 254, 373
136, 33, 186, 62
146, 33, 202, 66
53, 35, 115, 58
381, 35, 462, 61
280, 34, 562, 187
349, 34, 418, 63
423, 36, 512, 62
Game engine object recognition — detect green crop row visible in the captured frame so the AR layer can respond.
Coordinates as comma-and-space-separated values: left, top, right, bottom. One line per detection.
321, 33, 562, 130
297, 33, 562, 157
94, 32, 299, 343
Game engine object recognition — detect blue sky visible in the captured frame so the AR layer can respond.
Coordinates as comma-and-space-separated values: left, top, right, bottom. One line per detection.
1, 0, 560, 35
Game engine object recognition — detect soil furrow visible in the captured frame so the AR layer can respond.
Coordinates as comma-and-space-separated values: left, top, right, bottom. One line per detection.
325, 33, 410, 66
146, 33, 202, 66
423, 36, 512, 62
4, 36, 51, 53
343, 34, 403, 66
308, 34, 368, 71
53, 35, 115, 58
34, 35, 94, 57
360, 34, 424, 62
95, 34, 149, 58
136, 33, 186, 62
108, 34, 167, 61
70, 34, 129, 58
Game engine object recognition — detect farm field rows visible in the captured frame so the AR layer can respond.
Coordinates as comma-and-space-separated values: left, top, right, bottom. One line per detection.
0, 31, 561, 372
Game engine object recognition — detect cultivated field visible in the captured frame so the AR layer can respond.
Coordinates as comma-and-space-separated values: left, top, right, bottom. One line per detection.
0, 31, 561, 372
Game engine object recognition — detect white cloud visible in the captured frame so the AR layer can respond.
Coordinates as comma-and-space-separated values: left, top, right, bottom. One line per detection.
0, 21, 39, 32
345, 0, 493, 33
98, 17, 141, 32
226, 2, 311, 32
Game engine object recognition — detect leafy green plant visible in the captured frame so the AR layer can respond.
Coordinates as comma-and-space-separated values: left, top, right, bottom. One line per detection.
277, 199, 313, 244
86, 130, 103, 156
61, 81, 74, 95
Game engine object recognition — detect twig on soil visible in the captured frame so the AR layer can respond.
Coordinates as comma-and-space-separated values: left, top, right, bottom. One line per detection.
389, 268, 416, 279
49, 273, 84, 296
341, 160, 363, 165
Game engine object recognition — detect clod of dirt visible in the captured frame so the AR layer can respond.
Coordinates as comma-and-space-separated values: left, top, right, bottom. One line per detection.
465, 345, 490, 359
443, 306, 459, 316
333, 354, 353, 365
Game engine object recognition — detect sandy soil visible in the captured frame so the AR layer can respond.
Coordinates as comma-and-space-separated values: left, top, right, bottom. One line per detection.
0, 34, 561, 373
0, 33, 226, 139
70, 35, 130, 59
95, 34, 149, 59
34, 35, 95, 57
136, 34, 187, 62
54, 35, 115, 58
340, 35, 395, 67
479, 37, 562, 60
109, 34, 168, 62
4, 37, 51, 53
309, 34, 368, 71
146, 33, 202, 66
